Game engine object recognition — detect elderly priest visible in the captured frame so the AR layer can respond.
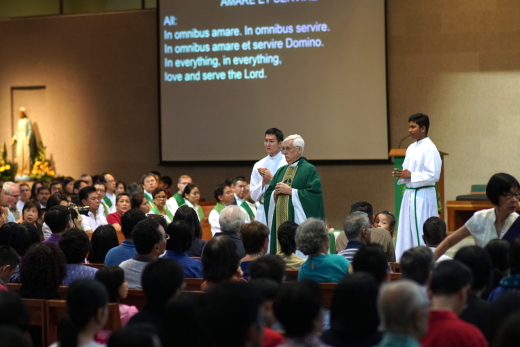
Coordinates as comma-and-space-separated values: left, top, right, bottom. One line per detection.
265, 134, 325, 254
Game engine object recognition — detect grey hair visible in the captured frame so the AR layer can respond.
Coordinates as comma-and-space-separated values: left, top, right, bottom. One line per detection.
343, 211, 371, 241
378, 280, 430, 334
295, 218, 329, 256
219, 205, 248, 233
2, 182, 19, 195
284, 134, 305, 155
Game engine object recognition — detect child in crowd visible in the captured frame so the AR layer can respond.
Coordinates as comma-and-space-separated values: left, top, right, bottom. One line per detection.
374, 211, 396, 237
95, 266, 139, 343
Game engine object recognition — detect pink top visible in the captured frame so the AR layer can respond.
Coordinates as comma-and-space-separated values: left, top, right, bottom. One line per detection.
95, 304, 138, 343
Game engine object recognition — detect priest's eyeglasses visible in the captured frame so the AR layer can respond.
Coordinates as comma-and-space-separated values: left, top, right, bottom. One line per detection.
281, 146, 296, 152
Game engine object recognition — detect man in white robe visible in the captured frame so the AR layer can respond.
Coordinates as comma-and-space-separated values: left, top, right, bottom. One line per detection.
249, 128, 287, 225
393, 113, 442, 262
101, 173, 117, 214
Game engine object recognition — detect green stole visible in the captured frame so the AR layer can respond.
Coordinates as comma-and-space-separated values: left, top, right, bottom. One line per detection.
240, 201, 255, 220
144, 192, 154, 206
100, 201, 109, 216
103, 195, 113, 208
197, 205, 205, 220
213, 202, 226, 214
264, 159, 325, 254
150, 205, 173, 223
173, 192, 184, 207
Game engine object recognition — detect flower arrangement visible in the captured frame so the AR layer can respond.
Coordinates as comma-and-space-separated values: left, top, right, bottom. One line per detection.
0, 143, 16, 181
30, 142, 55, 182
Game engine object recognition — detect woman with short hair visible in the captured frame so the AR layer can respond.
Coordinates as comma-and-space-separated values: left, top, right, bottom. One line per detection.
149, 188, 173, 224
201, 235, 244, 291
296, 218, 349, 283
130, 194, 150, 215
106, 193, 131, 233
435, 173, 520, 260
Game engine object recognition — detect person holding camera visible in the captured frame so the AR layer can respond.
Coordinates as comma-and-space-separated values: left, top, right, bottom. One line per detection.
43, 205, 73, 244
79, 186, 107, 238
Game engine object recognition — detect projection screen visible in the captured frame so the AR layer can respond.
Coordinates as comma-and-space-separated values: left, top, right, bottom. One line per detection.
159, 0, 388, 162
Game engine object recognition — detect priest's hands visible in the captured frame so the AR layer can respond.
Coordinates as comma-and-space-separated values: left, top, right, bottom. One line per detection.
258, 168, 273, 185
275, 182, 292, 196
393, 168, 411, 179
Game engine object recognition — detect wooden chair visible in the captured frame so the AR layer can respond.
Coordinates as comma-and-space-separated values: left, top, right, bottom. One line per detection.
285, 270, 299, 282
84, 263, 104, 270
46, 300, 121, 346
201, 222, 213, 241
22, 298, 47, 347
190, 257, 201, 260
125, 289, 146, 310
7, 283, 20, 292
389, 272, 402, 281
184, 278, 205, 291
390, 262, 400, 273
317, 283, 336, 308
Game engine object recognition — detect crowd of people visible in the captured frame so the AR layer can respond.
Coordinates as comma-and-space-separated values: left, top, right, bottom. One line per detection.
0, 126, 519, 347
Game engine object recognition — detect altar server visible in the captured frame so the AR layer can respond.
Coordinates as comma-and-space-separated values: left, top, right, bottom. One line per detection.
250, 128, 287, 225
393, 113, 442, 261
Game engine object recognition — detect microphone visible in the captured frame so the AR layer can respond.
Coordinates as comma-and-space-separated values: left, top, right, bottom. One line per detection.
398, 134, 411, 148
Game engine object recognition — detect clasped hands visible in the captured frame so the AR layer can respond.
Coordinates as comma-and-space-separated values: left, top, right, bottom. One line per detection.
273, 182, 292, 198
258, 167, 273, 186
392, 168, 411, 179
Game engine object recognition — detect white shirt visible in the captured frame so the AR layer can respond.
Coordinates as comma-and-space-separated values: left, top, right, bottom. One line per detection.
81, 210, 108, 232
16, 200, 26, 213
185, 199, 202, 221
234, 194, 244, 206
398, 137, 442, 188
429, 247, 452, 262
105, 192, 117, 213
465, 208, 519, 247
250, 151, 287, 203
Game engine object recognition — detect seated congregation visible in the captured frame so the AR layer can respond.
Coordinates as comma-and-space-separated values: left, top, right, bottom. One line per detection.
0, 171, 519, 347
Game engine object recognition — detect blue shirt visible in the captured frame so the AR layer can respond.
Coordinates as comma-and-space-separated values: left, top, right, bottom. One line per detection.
163, 250, 203, 278
62, 264, 98, 286
298, 254, 350, 283
104, 240, 137, 266
374, 333, 421, 347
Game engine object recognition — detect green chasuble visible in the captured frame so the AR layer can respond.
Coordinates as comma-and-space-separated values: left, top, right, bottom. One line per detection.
197, 205, 205, 220
172, 192, 184, 207
144, 192, 154, 208
264, 158, 325, 254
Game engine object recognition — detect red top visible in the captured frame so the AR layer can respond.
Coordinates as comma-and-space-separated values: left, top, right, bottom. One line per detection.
263, 327, 285, 347
421, 310, 487, 347
107, 212, 122, 225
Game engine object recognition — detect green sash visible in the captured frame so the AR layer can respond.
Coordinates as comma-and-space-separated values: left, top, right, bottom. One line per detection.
173, 192, 184, 207
197, 205, 205, 220
144, 192, 153, 205
240, 201, 255, 220
150, 205, 173, 223
264, 159, 325, 254
101, 201, 109, 217
103, 195, 113, 208
406, 185, 436, 247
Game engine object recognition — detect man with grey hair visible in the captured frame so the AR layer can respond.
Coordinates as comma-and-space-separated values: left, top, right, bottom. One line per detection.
264, 134, 325, 254
2, 182, 21, 221
338, 211, 372, 261
375, 280, 430, 347
214, 205, 248, 258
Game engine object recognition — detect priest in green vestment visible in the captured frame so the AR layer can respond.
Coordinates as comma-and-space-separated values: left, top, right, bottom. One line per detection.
264, 134, 325, 254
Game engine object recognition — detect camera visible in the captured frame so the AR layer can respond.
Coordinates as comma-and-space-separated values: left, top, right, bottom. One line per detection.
68, 203, 90, 221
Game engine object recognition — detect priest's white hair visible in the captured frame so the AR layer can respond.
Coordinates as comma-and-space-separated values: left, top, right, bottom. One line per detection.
284, 134, 305, 155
